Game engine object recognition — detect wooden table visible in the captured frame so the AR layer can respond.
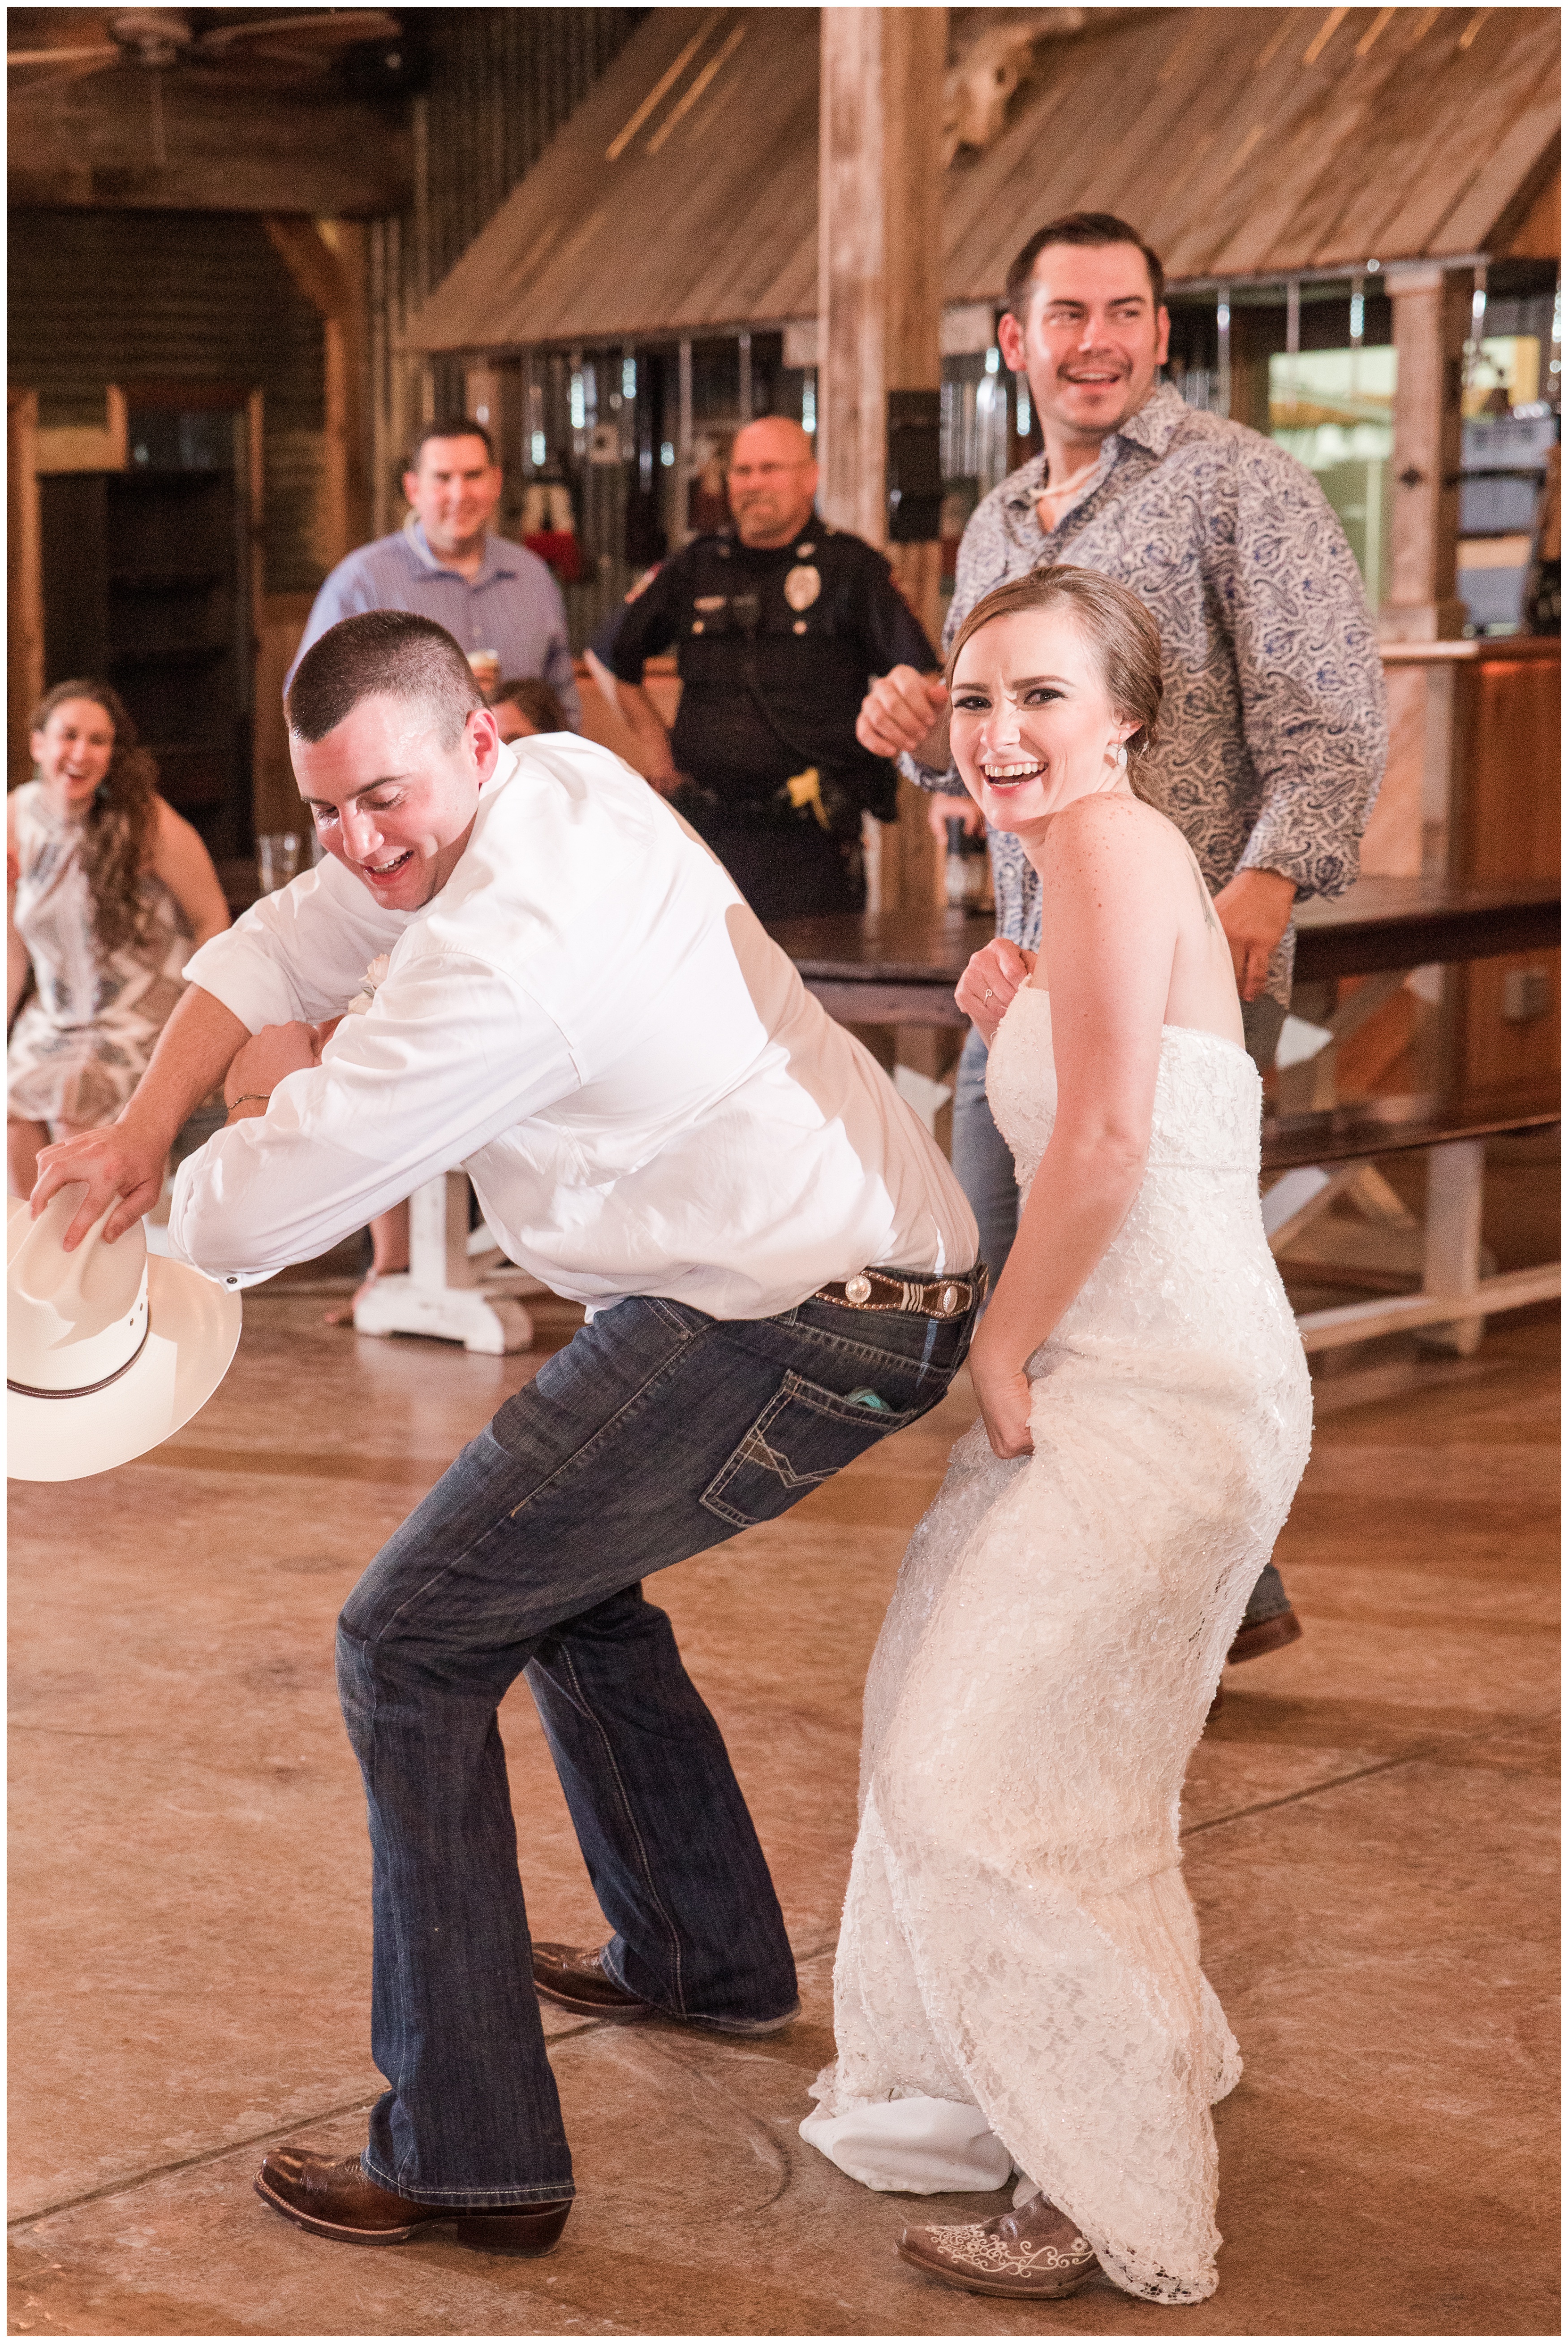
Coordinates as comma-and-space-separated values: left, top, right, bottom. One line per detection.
766, 876, 1561, 1026
769, 876, 1561, 1359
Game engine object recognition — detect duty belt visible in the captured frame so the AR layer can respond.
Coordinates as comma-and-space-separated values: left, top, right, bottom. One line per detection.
814, 1265, 986, 1319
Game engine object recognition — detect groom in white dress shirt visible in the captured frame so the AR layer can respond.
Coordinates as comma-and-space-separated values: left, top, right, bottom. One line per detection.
32, 610, 980, 2254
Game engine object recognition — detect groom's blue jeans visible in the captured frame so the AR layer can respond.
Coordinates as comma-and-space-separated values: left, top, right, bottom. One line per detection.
336, 1281, 979, 2206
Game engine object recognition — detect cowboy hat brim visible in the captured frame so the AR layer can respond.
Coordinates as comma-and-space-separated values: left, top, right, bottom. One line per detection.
7, 1210, 242, 1482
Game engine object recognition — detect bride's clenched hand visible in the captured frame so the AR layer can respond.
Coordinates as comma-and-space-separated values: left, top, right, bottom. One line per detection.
956, 939, 1037, 1043
967, 1321, 1034, 1459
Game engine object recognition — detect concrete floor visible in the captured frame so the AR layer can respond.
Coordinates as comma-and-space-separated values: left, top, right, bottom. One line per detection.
9, 1231, 1560, 2335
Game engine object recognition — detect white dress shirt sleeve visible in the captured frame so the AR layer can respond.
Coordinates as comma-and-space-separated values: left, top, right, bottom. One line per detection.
168, 942, 579, 1285
181, 859, 413, 1033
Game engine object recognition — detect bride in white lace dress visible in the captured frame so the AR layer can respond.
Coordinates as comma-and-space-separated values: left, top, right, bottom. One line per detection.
800, 569, 1312, 2307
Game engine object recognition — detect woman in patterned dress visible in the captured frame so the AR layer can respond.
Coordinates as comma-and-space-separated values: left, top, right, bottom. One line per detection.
8, 681, 229, 1198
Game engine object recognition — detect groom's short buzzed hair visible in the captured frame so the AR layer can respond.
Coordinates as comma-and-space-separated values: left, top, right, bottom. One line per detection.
287, 611, 482, 748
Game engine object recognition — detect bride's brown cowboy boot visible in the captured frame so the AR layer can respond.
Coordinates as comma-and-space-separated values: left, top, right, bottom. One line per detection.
897, 2192, 1100, 2300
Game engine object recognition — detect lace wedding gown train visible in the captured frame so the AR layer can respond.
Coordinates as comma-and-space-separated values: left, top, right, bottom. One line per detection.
801, 989, 1312, 2305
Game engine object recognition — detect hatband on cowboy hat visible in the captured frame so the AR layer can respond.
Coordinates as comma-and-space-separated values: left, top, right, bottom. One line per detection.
8, 1188, 241, 1483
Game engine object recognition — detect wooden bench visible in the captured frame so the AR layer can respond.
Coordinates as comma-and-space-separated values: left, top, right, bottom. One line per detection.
1261, 1084, 1560, 1355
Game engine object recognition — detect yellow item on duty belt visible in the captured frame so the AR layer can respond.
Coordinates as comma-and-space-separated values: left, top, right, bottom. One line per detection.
785, 767, 830, 831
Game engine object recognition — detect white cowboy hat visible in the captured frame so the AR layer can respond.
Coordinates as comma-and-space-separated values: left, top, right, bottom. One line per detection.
7, 1189, 242, 1483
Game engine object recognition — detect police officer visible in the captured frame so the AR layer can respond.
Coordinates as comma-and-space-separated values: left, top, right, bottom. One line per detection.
602, 416, 937, 920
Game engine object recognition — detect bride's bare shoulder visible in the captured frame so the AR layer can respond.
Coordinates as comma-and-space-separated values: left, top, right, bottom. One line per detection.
1047, 793, 1180, 870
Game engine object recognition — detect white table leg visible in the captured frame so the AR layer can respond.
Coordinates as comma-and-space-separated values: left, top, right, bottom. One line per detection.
352, 1173, 534, 1354
1418, 1138, 1486, 1356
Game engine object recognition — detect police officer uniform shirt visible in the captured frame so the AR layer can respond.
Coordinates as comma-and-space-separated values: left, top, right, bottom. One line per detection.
605, 521, 936, 920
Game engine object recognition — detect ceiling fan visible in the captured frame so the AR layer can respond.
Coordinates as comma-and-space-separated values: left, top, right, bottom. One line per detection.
8, 7, 413, 165
7, 8, 405, 87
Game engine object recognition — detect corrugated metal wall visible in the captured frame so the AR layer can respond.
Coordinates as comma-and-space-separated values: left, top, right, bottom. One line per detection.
7, 210, 327, 593
368, 8, 645, 525
425, 8, 646, 294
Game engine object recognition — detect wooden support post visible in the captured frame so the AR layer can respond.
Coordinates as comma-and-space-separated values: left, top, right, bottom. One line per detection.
263, 217, 369, 570
1383, 266, 1469, 643
7, 390, 44, 786
818, 4, 947, 915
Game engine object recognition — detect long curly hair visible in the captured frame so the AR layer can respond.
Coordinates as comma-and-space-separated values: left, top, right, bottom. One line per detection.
28, 680, 162, 956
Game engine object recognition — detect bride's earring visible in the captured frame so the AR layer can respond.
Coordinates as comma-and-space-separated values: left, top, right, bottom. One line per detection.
1116, 744, 1129, 769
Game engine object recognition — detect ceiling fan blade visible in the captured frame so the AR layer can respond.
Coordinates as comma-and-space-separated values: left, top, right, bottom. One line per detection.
194, 9, 401, 55
7, 43, 122, 65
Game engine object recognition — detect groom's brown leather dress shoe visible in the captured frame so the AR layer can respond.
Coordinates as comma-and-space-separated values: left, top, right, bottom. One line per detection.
254, 2146, 571, 2254
532, 1942, 799, 2032
897, 2194, 1099, 2300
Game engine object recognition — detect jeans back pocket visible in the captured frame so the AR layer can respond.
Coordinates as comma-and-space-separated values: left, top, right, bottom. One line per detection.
700, 1371, 922, 1531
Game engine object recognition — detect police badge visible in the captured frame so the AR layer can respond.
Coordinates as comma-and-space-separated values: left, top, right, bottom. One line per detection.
784, 564, 821, 612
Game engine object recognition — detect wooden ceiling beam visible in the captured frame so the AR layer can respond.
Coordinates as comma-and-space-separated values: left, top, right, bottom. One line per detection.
8, 76, 411, 216
262, 216, 352, 320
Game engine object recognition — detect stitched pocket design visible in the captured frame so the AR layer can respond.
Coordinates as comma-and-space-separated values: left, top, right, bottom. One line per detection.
700, 1372, 921, 1530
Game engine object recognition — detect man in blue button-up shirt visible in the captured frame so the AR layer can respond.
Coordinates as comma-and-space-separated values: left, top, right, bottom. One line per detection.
290, 420, 580, 727
289, 419, 580, 1299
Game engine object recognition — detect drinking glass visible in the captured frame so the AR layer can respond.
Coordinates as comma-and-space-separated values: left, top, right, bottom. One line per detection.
467, 649, 502, 699
257, 833, 302, 894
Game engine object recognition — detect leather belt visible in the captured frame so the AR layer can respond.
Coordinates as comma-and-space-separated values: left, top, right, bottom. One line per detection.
814, 1264, 986, 1319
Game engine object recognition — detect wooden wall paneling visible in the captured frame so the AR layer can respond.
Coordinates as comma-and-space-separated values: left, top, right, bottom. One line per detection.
39, 474, 109, 685
7, 391, 45, 789
1452, 654, 1562, 889
411, 9, 718, 353
1227, 307, 1278, 436
9, 215, 327, 603
1068, 13, 1226, 234
1449, 649, 1561, 1093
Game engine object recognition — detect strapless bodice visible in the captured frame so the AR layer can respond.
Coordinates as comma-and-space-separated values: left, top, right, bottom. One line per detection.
986, 987, 1262, 1196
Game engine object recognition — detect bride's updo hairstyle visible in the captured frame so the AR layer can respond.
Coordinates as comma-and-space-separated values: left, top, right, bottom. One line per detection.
944, 566, 1164, 798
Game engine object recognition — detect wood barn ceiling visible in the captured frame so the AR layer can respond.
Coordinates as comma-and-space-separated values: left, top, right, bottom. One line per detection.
411, 4, 1561, 353
7, 6, 413, 213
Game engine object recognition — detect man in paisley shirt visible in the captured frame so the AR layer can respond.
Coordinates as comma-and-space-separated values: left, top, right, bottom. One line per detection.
859, 211, 1387, 1661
